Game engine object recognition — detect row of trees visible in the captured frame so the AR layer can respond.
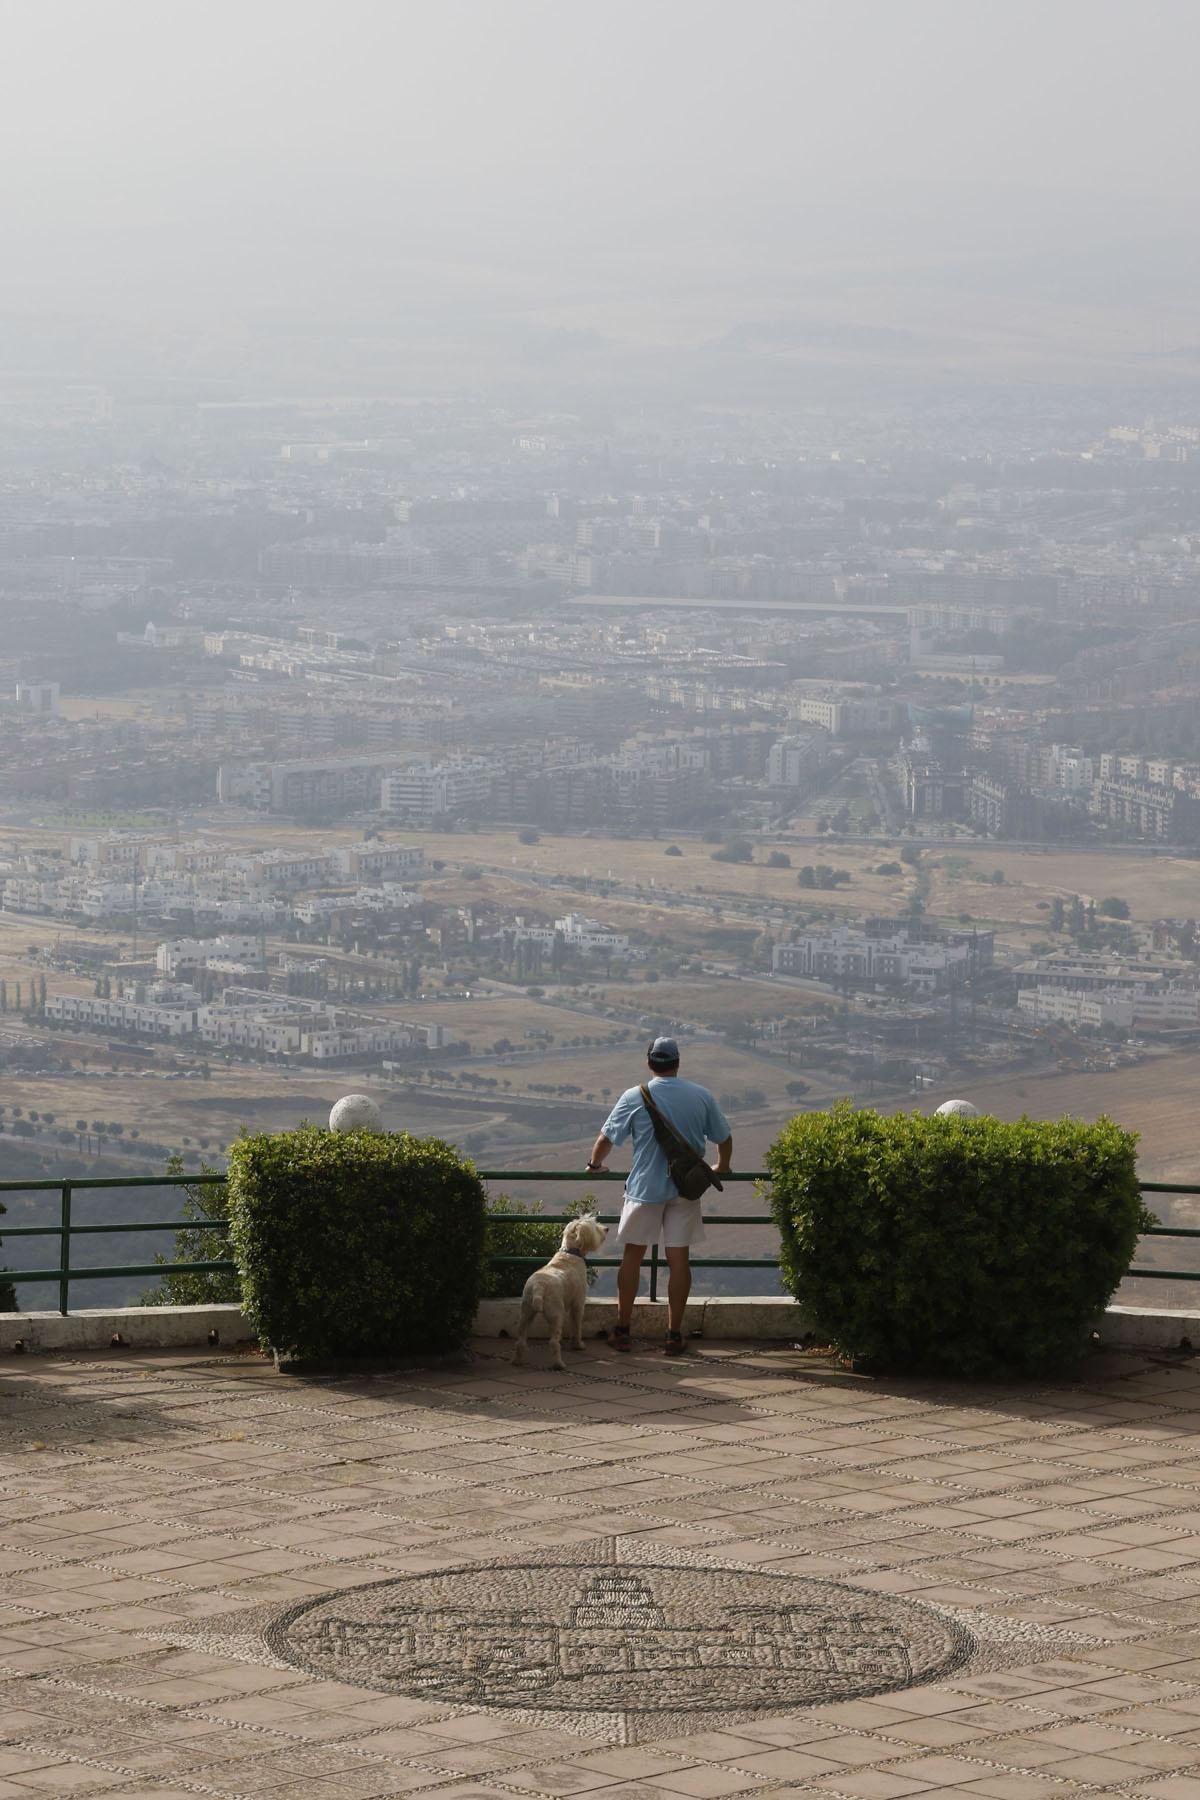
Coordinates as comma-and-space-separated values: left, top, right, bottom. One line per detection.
797, 865, 852, 889
0, 975, 47, 1012
1048, 894, 1131, 934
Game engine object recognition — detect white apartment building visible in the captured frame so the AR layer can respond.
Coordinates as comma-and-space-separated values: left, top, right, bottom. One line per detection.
49, 975, 447, 1061
46, 994, 199, 1038
329, 842, 424, 880
1129, 987, 1200, 1026
69, 832, 174, 867
380, 761, 495, 821
766, 732, 829, 789
795, 696, 900, 736
292, 896, 357, 924
350, 883, 419, 911
1049, 745, 1096, 794
1017, 982, 1200, 1030
1016, 988, 1135, 1031
772, 924, 988, 991
509, 913, 630, 955
156, 935, 263, 976
14, 681, 59, 716
1, 875, 60, 914
230, 850, 336, 888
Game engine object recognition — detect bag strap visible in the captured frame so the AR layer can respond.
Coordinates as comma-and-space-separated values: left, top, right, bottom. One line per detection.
640, 1084, 697, 1164
639, 1084, 723, 1195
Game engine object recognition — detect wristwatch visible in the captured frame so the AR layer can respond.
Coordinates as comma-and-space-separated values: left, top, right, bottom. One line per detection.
586, 1160, 604, 1172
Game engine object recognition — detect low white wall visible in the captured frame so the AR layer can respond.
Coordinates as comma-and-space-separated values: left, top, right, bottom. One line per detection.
2, 1304, 255, 1353
3, 1297, 1198, 1354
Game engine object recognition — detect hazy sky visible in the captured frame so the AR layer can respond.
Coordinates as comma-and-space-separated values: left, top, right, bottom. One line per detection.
2, 1, 1199, 343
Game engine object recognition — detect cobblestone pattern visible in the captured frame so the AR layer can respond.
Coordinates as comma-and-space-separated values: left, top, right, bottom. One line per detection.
3, 1336, 1200, 1796
266, 1550, 973, 1716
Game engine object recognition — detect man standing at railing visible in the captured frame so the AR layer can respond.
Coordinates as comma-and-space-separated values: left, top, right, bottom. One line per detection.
585, 1038, 732, 1356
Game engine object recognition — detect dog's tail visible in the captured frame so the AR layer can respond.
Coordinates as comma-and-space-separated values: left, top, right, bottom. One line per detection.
517, 1284, 543, 1337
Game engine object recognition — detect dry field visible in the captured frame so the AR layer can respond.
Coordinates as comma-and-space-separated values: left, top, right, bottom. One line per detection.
428, 828, 908, 912
926, 846, 1200, 932
0, 911, 98, 1003
951, 1050, 1200, 1182
528, 972, 831, 1032
203, 822, 908, 918
0, 1067, 499, 1159
467, 1038, 816, 1109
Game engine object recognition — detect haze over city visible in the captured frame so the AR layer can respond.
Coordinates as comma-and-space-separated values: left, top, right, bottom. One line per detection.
4, 1, 1200, 383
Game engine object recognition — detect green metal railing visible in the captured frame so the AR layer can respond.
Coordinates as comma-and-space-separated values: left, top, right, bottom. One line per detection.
0, 1173, 1198, 1317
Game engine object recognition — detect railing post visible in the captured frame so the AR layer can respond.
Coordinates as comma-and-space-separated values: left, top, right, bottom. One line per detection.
59, 1181, 72, 1317
649, 1241, 660, 1302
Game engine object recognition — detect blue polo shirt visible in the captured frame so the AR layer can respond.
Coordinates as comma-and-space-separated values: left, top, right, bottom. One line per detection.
602, 1077, 731, 1205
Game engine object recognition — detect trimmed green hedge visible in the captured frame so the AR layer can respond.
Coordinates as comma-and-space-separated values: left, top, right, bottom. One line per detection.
227, 1126, 485, 1361
767, 1105, 1152, 1377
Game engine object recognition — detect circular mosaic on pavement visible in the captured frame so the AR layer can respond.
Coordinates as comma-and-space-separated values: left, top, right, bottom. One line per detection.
267, 1558, 972, 1714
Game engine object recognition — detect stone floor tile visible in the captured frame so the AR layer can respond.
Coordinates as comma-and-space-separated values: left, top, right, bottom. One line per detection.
808, 1773, 933, 1798
410, 1744, 529, 1777
650, 1767, 769, 1797
1108, 1739, 1200, 1772
955, 1778, 1085, 1799
639, 1735, 768, 1764
1055, 1750, 1167, 1783
0, 1756, 60, 1780
876, 1757, 997, 1788
57, 1792, 201, 1800
0, 1716, 58, 1744
3, 1762, 126, 1790
336, 1728, 448, 1759
878, 1720, 992, 1751
1100, 1704, 1200, 1735
416, 1786, 537, 1800
575, 1751, 700, 1781
732, 1748, 843, 1782
579, 1787, 678, 1800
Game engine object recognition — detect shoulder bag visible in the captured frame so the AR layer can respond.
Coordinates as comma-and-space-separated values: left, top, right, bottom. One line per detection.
639, 1085, 723, 1202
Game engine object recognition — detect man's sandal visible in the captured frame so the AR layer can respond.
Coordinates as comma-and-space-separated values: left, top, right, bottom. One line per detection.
664, 1330, 686, 1356
611, 1324, 632, 1353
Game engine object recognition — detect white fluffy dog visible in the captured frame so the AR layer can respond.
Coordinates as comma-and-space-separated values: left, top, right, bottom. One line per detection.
512, 1214, 608, 1370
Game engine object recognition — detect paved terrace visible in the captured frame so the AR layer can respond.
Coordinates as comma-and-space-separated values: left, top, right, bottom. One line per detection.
5, 1338, 1200, 1799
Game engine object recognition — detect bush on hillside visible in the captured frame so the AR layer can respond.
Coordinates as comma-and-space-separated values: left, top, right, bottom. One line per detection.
143, 1155, 239, 1307
483, 1194, 600, 1297
227, 1125, 485, 1361
766, 1104, 1151, 1378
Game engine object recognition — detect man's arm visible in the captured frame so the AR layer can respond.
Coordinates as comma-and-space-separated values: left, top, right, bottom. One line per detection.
712, 1134, 733, 1176
587, 1133, 613, 1172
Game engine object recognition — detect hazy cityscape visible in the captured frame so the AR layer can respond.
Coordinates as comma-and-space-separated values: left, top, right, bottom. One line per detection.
3, 371, 1200, 1304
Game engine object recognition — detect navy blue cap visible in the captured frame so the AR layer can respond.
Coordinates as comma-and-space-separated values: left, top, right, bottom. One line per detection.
647, 1036, 680, 1067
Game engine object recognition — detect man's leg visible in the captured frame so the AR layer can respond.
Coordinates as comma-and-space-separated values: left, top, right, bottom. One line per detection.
617, 1242, 646, 1325
665, 1246, 692, 1337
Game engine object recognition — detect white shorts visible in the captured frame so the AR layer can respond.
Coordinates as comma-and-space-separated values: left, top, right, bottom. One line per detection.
616, 1195, 706, 1251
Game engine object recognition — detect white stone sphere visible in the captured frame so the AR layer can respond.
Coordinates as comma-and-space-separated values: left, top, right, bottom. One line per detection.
329, 1093, 385, 1133
935, 1098, 979, 1119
